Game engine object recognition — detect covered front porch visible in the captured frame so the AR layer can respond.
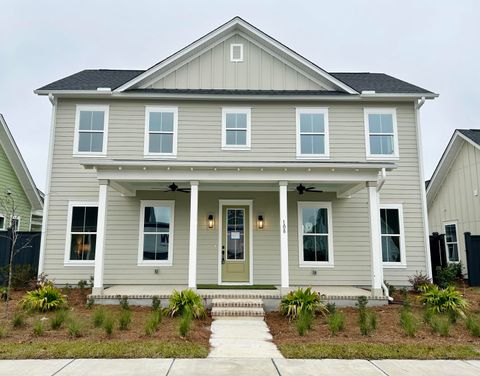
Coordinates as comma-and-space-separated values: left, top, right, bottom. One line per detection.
82, 160, 396, 299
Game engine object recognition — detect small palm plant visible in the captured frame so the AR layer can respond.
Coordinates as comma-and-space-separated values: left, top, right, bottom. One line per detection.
168, 289, 205, 319
280, 287, 326, 320
419, 285, 468, 319
21, 283, 66, 312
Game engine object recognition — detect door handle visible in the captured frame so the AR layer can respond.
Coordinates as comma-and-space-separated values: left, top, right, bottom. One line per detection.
222, 246, 225, 264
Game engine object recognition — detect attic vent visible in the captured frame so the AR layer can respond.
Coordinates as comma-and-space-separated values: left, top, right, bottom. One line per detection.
230, 43, 244, 62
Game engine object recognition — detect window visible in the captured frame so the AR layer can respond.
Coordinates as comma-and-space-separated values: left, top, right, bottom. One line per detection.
296, 108, 329, 158
222, 108, 251, 150
74, 105, 109, 155
0, 215, 4, 230
65, 203, 98, 265
144, 107, 178, 157
380, 204, 406, 266
230, 44, 244, 62
364, 108, 398, 159
444, 223, 460, 262
298, 202, 333, 267
138, 201, 174, 265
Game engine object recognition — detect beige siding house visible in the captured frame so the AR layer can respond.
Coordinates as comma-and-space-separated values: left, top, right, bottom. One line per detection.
36, 17, 436, 297
427, 130, 480, 275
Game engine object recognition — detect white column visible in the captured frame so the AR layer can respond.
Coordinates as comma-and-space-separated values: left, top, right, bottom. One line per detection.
367, 182, 383, 297
279, 181, 289, 288
93, 180, 109, 295
188, 181, 199, 288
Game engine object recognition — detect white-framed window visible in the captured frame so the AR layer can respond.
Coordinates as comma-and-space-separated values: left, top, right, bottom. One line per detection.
444, 222, 460, 263
144, 106, 178, 157
230, 43, 244, 62
380, 204, 406, 267
64, 202, 98, 266
298, 201, 334, 267
73, 105, 109, 156
222, 107, 251, 150
138, 200, 174, 266
296, 108, 329, 159
0, 215, 5, 230
364, 108, 399, 159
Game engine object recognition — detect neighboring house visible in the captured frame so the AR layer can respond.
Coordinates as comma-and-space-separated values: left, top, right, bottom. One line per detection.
0, 114, 43, 231
427, 129, 480, 275
35, 17, 436, 296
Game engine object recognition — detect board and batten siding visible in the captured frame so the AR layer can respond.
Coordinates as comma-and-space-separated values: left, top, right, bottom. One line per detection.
428, 141, 480, 274
146, 34, 330, 91
42, 98, 427, 286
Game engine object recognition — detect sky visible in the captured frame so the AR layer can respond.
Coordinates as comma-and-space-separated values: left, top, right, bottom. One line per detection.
1, 0, 479, 191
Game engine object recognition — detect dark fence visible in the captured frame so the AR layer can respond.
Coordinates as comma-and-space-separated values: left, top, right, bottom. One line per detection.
465, 232, 480, 287
0, 230, 41, 286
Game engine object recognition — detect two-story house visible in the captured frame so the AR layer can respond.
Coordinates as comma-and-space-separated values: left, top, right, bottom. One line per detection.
35, 17, 436, 298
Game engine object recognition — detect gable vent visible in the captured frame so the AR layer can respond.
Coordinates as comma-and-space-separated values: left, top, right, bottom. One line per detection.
230, 43, 244, 62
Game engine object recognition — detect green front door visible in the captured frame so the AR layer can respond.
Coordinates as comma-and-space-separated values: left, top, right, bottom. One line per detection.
221, 205, 250, 282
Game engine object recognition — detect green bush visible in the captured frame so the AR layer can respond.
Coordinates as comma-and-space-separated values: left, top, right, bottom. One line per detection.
179, 309, 193, 337
77, 280, 88, 294
50, 310, 68, 330
33, 320, 44, 336
1, 286, 8, 302
296, 309, 314, 336
92, 307, 106, 328
144, 310, 162, 336
384, 281, 396, 296
119, 309, 132, 331
325, 303, 336, 315
326, 311, 345, 336
280, 287, 326, 320
0, 264, 36, 289
400, 309, 418, 337
435, 263, 463, 288
168, 289, 205, 319
419, 285, 468, 318
357, 296, 377, 336
85, 296, 94, 309
119, 296, 130, 311
12, 312, 25, 328
67, 317, 83, 338
0, 326, 7, 338
103, 316, 114, 337
152, 296, 161, 311
408, 271, 433, 292
429, 314, 451, 337
466, 315, 480, 337
21, 283, 66, 312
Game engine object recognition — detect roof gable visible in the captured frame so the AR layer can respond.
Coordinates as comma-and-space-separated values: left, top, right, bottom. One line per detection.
115, 17, 357, 94
0, 115, 43, 211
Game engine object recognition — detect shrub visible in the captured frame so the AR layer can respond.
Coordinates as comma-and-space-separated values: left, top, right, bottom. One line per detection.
152, 296, 161, 311
168, 289, 205, 319
0, 327, 7, 339
357, 296, 377, 336
119, 309, 132, 330
33, 320, 44, 336
325, 303, 336, 315
1, 287, 8, 302
384, 281, 396, 296
429, 314, 451, 337
0, 264, 36, 289
103, 316, 114, 337
179, 309, 193, 337
12, 312, 25, 328
400, 309, 418, 337
50, 309, 67, 330
419, 285, 468, 318
86, 296, 94, 309
280, 287, 326, 320
119, 296, 130, 311
326, 311, 345, 336
67, 317, 83, 338
408, 271, 433, 292
77, 280, 88, 294
92, 307, 106, 328
144, 310, 162, 336
466, 315, 480, 337
21, 283, 66, 312
436, 263, 463, 288
295, 309, 314, 336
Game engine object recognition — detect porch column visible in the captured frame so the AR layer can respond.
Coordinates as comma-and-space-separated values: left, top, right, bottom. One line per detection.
188, 181, 199, 288
279, 181, 289, 288
367, 181, 383, 297
93, 180, 109, 295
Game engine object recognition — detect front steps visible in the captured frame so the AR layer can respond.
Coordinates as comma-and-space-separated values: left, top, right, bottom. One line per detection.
211, 298, 265, 318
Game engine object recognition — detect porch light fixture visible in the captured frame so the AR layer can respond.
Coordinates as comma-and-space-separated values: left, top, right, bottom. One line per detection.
208, 214, 215, 229
257, 215, 264, 229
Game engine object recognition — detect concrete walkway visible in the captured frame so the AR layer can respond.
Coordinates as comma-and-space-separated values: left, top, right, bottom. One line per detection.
1, 358, 480, 375
208, 317, 283, 358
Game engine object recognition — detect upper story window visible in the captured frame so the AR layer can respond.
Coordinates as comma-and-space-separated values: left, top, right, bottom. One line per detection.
222, 108, 251, 150
364, 108, 398, 159
144, 106, 178, 157
74, 105, 109, 156
444, 222, 460, 263
380, 204, 406, 267
0, 215, 4, 230
65, 202, 98, 265
296, 108, 329, 158
230, 44, 244, 62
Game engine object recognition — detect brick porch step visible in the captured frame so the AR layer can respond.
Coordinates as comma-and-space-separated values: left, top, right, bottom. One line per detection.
212, 298, 263, 308
211, 307, 265, 317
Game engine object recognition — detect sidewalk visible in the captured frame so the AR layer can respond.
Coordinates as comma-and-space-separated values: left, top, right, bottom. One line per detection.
1, 358, 479, 376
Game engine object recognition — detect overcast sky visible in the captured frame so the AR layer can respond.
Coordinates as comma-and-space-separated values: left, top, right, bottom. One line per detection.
1, 1, 479, 191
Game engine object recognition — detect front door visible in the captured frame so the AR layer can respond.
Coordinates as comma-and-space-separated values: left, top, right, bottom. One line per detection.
221, 205, 250, 283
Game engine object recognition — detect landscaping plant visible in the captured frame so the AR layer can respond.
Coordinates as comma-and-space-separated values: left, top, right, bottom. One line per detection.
119, 296, 130, 311
280, 287, 326, 320
326, 311, 346, 336
408, 271, 433, 292
399, 309, 418, 337
435, 263, 463, 289
0, 326, 7, 339
119, 309, 132, 330
1, 287, 8, 302
295, 309, 314, 336
357, 296, 377, 336
77, 280, 88, 295
419, 284, 468, 319
466, 315, 480, 337
21, 282, 66, 312
67, 317, 83, 338
33, 320, 45, 336
50, 309, 68, 330
179, 308, 193, 337
92, 307, 106, 328
103, 315, 115, 337
144, 310, 162, 336
11, 311, 25, 328
152, 296, 161, 311
168, 289, 205, 319
85, 296, 94, 309
325, 302, 336, 315
429, 314, 451, 337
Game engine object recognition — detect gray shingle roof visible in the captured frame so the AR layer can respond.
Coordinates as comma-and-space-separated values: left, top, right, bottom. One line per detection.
129, 88, 347, 96
458, 129, 480, 146
36, 69, 433, 95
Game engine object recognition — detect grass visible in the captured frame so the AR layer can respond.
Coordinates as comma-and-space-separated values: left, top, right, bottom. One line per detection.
326, 311, 346, 336
179, 310, 192, 337
12, 312, 25, 328
429, 315, 451, 337
399, 309, 419, 337
50, 310, 68, 330
467, 315, 480, 337
103, 316, 115, 337
119, 309, 132, 330
196, 284, 276, 290
278, 343, 480, 359
67, 318, 83, 338
295, 310, 314, 336
144, 310, 162, 336
93, 307, 106, 328
33, 320, 44, 337
0, 340, 208, 359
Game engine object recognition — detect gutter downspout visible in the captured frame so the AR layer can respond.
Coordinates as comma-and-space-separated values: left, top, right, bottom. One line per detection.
37, 94, 56, 276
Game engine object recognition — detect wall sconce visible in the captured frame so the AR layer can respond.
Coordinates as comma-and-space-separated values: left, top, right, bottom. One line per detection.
208, 214, 214, 229
257, 215, 264, 229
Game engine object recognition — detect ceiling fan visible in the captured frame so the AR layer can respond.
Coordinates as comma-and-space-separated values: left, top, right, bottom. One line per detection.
296, 184, 323, 195
165, 182, 190, 193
